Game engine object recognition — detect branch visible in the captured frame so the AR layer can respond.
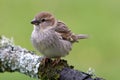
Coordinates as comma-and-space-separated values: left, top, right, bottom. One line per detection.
0, 36, 104, 80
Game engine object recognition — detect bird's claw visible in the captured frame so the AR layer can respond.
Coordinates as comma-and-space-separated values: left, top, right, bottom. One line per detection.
52, 57, 61, 67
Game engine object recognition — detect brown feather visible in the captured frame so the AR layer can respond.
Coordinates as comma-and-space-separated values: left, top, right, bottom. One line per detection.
55, 21, 80, 43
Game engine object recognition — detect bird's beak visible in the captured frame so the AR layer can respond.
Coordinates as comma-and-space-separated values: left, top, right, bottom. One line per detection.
31, 19, 40, 25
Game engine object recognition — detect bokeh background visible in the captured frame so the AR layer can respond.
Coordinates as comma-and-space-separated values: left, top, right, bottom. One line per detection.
0, 0, 120, 80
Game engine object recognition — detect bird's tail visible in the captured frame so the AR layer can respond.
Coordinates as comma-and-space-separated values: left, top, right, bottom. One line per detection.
70, 34, 88, 43
76, 34, 88, 39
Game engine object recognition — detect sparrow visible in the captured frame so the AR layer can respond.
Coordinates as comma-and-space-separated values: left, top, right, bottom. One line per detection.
31, 11, 88, 65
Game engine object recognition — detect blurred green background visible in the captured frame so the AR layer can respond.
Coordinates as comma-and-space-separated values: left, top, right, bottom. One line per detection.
0, 0, 120, 80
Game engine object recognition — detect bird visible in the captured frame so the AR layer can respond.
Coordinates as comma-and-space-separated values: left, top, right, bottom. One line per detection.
30, 11, 88, 65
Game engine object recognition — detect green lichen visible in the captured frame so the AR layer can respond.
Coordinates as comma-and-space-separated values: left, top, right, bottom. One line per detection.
38, 59, 73, 80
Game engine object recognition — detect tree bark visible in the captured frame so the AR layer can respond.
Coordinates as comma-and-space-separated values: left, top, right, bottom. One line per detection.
0, 36, 104, 80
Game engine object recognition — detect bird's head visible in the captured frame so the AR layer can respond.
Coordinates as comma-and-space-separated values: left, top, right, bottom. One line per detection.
31, 12, 56, 30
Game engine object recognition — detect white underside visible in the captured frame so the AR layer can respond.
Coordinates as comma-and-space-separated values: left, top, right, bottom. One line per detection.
31, 26, 72, 58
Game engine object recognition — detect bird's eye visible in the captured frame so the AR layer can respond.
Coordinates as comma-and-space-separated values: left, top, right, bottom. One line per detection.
41, 19, 46, 22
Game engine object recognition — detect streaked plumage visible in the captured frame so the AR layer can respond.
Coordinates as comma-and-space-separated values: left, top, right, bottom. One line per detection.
31, 11, 88, 63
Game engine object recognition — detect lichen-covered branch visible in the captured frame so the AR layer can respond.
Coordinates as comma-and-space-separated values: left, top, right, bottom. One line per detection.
0, 36, 104, 80
0, 36, 43, 78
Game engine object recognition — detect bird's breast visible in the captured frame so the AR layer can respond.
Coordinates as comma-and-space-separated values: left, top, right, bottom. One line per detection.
31, 29, 72, 58
31, 30, 59, 51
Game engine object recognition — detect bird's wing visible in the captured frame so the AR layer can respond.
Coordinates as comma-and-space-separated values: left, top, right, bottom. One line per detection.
55, 21, 71, 33
55, 21, 77, 42
55, 21, 88, 43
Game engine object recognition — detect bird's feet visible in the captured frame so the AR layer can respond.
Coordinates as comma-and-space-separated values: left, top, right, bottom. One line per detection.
52, 57, 61, 66
41, 57, 61, 67
41, 57, 50, 66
